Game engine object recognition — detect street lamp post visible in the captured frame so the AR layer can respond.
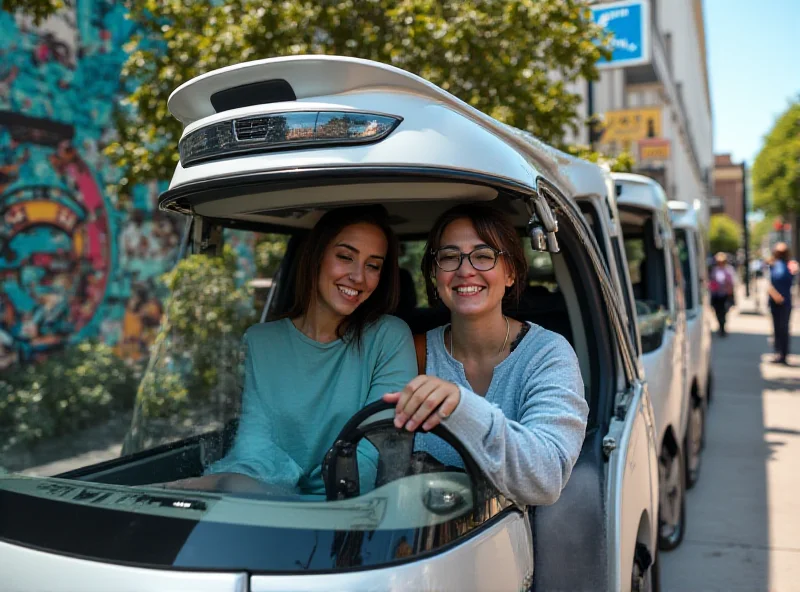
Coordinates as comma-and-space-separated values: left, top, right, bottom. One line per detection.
742, 161, 750, 297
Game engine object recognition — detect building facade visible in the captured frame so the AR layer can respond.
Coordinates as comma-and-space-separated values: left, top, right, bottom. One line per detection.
711, 153, 744, 225
569, 0, 714, 222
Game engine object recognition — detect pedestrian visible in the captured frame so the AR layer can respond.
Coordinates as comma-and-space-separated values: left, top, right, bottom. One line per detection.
767, 242, 795, 364
709, 252, 735, 337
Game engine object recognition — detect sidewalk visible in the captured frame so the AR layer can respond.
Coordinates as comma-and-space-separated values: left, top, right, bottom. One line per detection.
661, 290, 800, 591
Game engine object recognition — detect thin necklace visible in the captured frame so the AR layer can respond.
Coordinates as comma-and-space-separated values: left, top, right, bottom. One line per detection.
449, 315, 510, 358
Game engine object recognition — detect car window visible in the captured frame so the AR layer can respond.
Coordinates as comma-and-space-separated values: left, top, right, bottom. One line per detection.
623, 217, 669, 354
675, 229, 694, 310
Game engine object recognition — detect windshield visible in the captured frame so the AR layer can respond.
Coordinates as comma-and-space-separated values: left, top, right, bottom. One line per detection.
0, 224, 491, 571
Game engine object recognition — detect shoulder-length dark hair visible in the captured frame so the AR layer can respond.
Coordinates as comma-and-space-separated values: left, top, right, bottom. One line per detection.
286, 205, 400, 347
421, 203, 528, 306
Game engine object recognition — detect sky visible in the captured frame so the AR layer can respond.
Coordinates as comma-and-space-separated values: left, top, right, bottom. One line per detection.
704, 0, 800, 164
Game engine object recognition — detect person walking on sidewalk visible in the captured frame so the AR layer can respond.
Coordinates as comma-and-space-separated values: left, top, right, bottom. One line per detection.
767, 242, 795, 364
709, 252, 736, 337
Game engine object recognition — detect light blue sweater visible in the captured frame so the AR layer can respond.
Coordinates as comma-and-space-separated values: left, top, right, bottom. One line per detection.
207, 315, 417, 495
417, 323, 589, 506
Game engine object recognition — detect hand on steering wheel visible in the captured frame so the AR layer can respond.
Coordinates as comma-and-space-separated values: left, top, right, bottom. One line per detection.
383, 375, 461, 432
323, 400, 480, 501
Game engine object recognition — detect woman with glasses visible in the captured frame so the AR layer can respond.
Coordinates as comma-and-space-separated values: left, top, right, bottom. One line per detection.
384, 204, 588, 506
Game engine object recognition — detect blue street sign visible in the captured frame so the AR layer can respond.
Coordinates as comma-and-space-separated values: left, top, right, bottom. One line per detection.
591, 0, 651, 69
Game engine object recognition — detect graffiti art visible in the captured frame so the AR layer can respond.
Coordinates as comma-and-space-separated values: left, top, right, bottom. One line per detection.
0, 4, 183, 369
0, 113, 111, 366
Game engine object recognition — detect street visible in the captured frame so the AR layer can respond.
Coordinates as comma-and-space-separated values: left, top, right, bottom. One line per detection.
661, 287, 800, 592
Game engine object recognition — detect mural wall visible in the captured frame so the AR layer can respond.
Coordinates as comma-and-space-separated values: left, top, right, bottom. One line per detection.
0, 2, 184, 369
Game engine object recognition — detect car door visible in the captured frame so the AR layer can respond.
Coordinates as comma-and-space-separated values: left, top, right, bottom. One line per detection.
605, 379, 659, 592
603, 242, 659, 592
692, 229, 713, 401
577, 192, 659, 591
662, 214, 689, 440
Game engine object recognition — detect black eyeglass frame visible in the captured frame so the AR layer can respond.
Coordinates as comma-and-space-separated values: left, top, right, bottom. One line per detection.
432, 246, 506, 272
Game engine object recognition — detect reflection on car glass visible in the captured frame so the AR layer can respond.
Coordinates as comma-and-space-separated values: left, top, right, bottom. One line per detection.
0, 476, 210, 516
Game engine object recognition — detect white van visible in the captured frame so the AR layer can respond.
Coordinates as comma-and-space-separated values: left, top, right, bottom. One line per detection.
0, 56, 659, 592
668, 199, 712, 487
613, 172, 689, 551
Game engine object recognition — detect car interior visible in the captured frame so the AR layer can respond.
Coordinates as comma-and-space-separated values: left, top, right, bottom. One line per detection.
63, 190, 614, 504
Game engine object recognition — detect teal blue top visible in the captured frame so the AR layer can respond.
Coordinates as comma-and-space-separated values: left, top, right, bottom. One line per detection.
207, 315, 416, 495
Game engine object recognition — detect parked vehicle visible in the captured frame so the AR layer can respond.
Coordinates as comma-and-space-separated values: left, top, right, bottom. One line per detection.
668, 199, 712, 487
0, 56, 659, 592
612, 172, 689, 551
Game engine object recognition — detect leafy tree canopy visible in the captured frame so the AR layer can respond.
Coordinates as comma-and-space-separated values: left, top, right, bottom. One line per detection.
752, 98, 800, 217
751, 215, 777, 251
566, 145, 635, 172
108, 0, 610, 188
709, 214, 742, 255
1, 0, 64, 24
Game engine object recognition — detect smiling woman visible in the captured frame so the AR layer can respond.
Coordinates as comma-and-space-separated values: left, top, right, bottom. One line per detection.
385, 204, 589, 506
164, 205, 417, 495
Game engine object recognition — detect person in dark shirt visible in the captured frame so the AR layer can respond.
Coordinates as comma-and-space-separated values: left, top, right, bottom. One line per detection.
767, 242, 795, 364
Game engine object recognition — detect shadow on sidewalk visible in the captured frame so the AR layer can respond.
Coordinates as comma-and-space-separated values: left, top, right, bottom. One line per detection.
661, 314, 800, 591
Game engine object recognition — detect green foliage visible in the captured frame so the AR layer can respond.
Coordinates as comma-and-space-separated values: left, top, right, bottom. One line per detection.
399, 240, 428, 305
108, 0, 611, 189
0, 342, 137, 453
753, 99, 800, 217
255, 234, 289, 278
709, 214, 742, 255
160, 245, 256, 342
123, 245, 256, 452
1, 0, 64, 24
567, 144, 635, 172
751, 216, 777, 250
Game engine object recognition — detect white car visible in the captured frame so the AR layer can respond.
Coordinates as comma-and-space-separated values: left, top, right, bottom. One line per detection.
613, 172, 689, 552
0, 56, 659, 592
668, 199, 712, 487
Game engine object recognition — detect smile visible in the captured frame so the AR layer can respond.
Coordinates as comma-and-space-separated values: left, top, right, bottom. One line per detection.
337, 285, 360, 300
454, 286, 485, 295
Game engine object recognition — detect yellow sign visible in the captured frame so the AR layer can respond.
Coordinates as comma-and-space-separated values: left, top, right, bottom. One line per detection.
598, 107, 662, 144
639, 138, 671, 162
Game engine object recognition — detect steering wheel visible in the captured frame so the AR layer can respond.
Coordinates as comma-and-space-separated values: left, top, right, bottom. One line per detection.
322, 400, 482, 503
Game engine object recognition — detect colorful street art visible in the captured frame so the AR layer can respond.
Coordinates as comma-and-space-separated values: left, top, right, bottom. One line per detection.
0, 3, 185, 369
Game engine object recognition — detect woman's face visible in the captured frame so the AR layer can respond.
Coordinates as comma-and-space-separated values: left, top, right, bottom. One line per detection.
434, 218, 514, 319
315, 222, 388, 320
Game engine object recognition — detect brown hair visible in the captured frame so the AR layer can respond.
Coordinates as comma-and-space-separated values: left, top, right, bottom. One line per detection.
773, 242, 790, 262
286, 205, 399, 348
421, 203, 527, 306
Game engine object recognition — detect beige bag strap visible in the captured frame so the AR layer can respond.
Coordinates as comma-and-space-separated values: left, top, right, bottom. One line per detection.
413, 333, 427, 374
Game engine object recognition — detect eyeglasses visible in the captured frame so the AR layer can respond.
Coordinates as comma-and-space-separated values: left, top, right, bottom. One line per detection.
433, 246, 505, 272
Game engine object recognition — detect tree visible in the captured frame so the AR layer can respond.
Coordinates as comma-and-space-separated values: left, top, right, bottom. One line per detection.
124, 245, 257, 451
709, 214, 742, 255
751, 215, 777, 252
752, 98, 800, 217
108, 0, 610, 188
1, 0, 64, 24
566, 145, 635, 172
